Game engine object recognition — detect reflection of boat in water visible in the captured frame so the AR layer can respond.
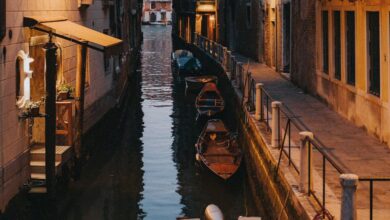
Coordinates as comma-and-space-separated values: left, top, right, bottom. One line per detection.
195, 119, 242, 180
177, 204, 261, 220
185, 75, 218, 94
171, 50, 202, 77
195, 83, 225, 118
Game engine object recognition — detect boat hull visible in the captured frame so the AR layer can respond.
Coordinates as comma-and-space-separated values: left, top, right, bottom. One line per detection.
185, 76, 218, 93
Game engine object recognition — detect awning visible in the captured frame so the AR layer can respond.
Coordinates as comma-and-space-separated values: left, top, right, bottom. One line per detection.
23, 16, 123, 55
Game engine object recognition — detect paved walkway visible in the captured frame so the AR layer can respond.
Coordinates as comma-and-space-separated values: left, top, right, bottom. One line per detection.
229, 54, 390, 218
233, 53, 390, 178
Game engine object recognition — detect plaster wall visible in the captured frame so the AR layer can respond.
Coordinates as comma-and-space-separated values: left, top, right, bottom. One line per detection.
0, 0, 127, 211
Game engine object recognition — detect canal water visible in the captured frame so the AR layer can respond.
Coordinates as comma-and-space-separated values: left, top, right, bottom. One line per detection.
3, 25, 263, 220
137, 25, 260, 219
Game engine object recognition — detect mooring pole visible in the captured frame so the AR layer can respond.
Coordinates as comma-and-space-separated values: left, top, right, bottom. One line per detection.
44, 35, 58, 198
75, 42, 88, 159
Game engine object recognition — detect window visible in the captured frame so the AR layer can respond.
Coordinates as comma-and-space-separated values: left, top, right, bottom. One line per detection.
322, 11, 329, 74
282, 3, 291, 73
161, 12, 167, 21
151, 2, 156, 9
0, 0, 5, 40
346, 11, 355, 85
333, 11, 341, 80
246, 2, 251, 27
367, 12, 380, 96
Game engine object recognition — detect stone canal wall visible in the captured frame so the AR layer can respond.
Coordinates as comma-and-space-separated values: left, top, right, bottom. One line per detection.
174, 36, 316, 219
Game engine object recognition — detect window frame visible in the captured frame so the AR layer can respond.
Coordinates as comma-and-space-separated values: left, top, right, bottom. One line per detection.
322, 10, 329, 74
366, 11, 381, 97
333, 10, 341, 80
345, 11, 356, 86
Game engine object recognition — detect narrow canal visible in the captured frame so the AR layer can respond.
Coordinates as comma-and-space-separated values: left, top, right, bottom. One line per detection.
137, 25, 261, 219
4, 25, 264, 220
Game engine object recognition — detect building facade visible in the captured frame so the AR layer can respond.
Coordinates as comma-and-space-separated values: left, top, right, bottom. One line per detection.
143, 0, 172, 24
312, 0, 390, 144
173, 0, 390, 146
0, 0, 142, 211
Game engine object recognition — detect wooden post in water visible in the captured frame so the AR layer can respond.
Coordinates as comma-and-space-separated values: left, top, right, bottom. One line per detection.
75, 42, 88, 158
44, 36, 58, 198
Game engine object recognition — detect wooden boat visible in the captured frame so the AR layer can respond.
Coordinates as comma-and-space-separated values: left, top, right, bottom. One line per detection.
195, 83, 225, 117
171, 49, 202, 76
195, 119, 242, 180
185, 75, 218, 92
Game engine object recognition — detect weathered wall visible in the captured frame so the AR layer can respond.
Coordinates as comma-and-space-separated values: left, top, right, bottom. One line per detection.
0, 0, 141, 211
290, 0, 316, 93
224, 0, 263, 62
312, 1, 390, 145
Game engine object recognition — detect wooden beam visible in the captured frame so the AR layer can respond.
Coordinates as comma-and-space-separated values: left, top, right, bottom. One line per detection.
75, 43, 88, 158
44, 38, 58, 198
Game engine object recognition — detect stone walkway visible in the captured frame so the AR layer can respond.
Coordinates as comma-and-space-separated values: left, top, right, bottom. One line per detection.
233, 53, 390, 177
232, 53, 390, 218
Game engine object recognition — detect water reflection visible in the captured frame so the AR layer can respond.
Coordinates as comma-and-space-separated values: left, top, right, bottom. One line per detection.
139, 25, 261, 219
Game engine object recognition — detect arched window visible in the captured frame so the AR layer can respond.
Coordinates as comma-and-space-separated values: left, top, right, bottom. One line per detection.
15, 50, 34, 109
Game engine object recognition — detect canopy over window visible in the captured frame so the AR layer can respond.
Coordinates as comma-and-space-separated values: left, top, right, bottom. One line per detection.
23, 16, 123, 55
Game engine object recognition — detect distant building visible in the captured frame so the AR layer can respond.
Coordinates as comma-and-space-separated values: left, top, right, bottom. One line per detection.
143, 0, 173, 24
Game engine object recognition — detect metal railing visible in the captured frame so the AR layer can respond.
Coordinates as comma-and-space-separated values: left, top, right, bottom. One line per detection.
358, 177, 390, 220
190, 32, 390, 219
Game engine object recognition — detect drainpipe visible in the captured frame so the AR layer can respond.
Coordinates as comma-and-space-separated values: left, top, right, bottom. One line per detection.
43, 34, 58, 198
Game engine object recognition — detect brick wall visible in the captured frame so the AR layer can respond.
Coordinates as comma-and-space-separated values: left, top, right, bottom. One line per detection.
290, 0, 316, 92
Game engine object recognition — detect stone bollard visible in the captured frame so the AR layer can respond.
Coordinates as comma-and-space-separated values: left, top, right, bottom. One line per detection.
271, 101, 282, 147
340, 174, 358, 220
299, 131, 314, 194
255, 83, 264, 120
226, 50, 232, 72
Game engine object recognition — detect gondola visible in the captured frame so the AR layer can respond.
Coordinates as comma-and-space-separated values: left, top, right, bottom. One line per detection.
185, 75, 218, 93
171, 49, 202, 76
195, 119, 242, 180
195, 83, 225, 117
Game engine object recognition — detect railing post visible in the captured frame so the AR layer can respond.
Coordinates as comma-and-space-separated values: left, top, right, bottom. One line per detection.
299, 131, 314, 194
226, 49, 231, 72
340, 174, 358, 220
255, 83, 264, 120
194, 33, 198, 46
272, 101, 282, 148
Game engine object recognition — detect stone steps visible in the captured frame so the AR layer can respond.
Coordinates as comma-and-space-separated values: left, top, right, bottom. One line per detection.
30, 145, 72, 183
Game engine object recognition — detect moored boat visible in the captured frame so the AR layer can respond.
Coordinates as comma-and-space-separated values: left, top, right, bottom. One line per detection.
171, 49, 202, 76
195, 119, 242, 180
195, 83, 224, 117
185, 75, 218, 93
